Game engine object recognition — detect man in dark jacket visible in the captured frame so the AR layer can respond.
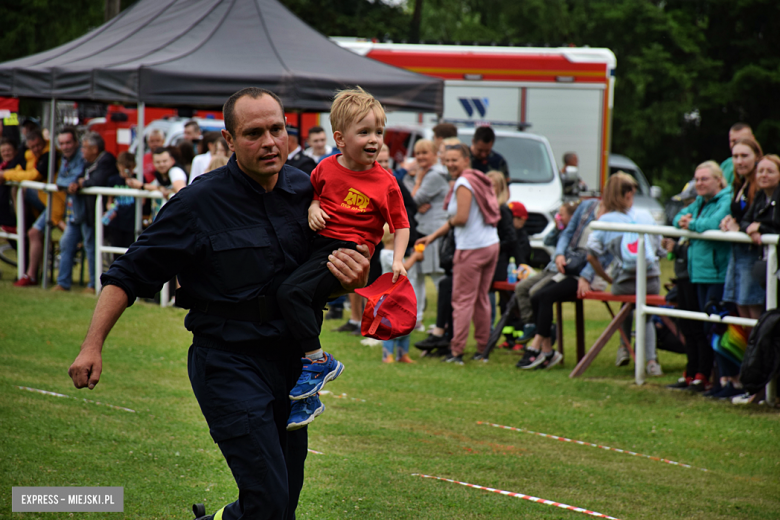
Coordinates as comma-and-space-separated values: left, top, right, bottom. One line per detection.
285, 126, 316, 175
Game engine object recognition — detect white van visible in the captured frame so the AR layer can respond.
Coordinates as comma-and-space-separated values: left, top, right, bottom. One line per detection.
384, 125, 562, 264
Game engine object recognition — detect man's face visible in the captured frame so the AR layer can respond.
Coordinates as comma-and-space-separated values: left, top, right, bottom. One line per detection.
223, 95, 287, 181
57, 133, 78, 159
471, 139, 492, 161
0, 143, 15, 163
81, 142, 98, 163
153, 151, 174, 175
148, 132, 165, 150
28, 137, 45, 159
308, 131, 327, 155
568, 154, 579, 167
729, 127, 753, 150
184, 125, 201, 142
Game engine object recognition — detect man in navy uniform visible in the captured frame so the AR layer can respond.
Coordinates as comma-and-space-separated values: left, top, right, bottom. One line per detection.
68, 88, 370, 520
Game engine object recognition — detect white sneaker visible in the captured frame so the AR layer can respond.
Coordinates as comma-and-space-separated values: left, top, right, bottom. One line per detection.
646, 360, 663, 376
731, 392, 753, 404
414, 321, 426, 332
615, 346, 630, 367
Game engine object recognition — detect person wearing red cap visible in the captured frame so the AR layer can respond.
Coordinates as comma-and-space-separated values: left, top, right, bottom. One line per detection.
507, 200, 532, 264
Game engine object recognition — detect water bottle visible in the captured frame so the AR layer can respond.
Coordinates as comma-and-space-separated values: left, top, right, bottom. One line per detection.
507, 257, 517, 284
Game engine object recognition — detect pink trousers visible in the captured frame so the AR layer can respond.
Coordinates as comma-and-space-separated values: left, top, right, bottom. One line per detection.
450, 243, 500, 356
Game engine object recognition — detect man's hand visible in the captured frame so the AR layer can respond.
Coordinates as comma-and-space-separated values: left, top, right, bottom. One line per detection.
661, 238, 675, 252
328, 245, 371, 291
391, 260, 407, 283
746, 222, 761, 235
417, 203, 431, 214
749, 231, 763, 244
308, 202, 330, 231
554, 255, 567, 274
68, 182, 80, 194
68, 347, 103, 389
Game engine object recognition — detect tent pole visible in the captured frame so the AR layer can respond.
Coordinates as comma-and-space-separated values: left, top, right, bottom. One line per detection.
134, 101, 145, 239
42, 98, 57, 290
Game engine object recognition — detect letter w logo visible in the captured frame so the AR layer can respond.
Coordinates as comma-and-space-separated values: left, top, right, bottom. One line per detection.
458, 98, 489, 118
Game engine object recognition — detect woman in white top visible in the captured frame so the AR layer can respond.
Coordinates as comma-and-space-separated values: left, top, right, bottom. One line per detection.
416, 143, 500, 364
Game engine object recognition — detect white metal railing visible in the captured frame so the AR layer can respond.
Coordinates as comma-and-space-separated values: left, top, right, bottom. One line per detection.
589, 221, 778, 404
4, 180, 173, 306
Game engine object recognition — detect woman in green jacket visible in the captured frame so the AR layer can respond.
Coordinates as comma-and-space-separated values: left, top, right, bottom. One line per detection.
672, 161, 732, 391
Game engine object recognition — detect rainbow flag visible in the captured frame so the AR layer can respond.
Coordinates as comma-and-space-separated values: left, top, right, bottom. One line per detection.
712, 324, 749, 365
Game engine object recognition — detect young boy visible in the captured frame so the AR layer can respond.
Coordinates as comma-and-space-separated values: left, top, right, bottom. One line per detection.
281, 88, 410, 430
378, 225, 424, 363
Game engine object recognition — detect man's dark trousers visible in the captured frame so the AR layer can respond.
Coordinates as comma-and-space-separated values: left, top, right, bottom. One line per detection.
188, 342, 308, 519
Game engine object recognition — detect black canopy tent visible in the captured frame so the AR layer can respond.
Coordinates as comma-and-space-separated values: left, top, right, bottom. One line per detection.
0, 0, 442, 111
0, 0, 442, 288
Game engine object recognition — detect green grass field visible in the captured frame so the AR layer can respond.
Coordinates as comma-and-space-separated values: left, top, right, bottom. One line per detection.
1, 256, 779, 519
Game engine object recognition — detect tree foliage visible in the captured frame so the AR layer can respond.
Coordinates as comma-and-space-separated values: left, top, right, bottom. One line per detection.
1, 0, 778, 194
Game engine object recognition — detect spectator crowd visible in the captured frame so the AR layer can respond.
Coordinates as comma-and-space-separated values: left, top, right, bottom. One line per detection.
1, 116, 777, 406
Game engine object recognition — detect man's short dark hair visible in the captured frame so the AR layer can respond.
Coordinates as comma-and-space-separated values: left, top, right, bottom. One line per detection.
152, 147, 168, 156
563, 152, 577, 165
81, 131, 105, 153
22, 119, 40, 133
433, 123, 458, 139
223, 88, 285, 136
27, 128, 45, 144
731, 122, 752, 133
0, 138, 17, 151
473, 126, 495, 144
308, 125, 325, 135
184, 120, 200, 131
59, 126, 79, 142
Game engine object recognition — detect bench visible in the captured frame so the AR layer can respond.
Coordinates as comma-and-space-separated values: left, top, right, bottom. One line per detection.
569, 291, 669, 378
489, 280, 585, 365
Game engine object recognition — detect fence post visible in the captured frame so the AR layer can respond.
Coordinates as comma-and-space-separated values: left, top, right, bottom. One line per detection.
766, 244, 778, 405
41, 98, 57, 289
635, 234, 647, 386
15, 186, 25, 281
95, 193, 104, 295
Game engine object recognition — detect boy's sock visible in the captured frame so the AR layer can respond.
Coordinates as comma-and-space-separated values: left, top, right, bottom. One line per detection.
307, 349, 325, 361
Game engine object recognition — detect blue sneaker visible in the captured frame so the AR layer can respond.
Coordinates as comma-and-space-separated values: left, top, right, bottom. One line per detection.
289, 353, 345, 400
286, 394, 325, 431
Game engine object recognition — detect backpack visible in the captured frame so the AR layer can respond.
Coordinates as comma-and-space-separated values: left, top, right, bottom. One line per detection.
739, 308, 780, 394
619, 231, 655, 271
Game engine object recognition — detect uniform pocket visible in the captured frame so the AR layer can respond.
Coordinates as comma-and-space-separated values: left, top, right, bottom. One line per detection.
209, 226, 273, 291
208, 410, 269, 488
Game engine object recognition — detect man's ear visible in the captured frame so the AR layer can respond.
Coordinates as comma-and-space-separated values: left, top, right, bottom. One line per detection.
221, 129, 234, 152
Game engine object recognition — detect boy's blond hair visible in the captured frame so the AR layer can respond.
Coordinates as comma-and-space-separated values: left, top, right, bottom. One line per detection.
330, 87, 386, 134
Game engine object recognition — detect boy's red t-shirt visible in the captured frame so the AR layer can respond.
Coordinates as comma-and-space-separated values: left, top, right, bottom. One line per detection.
310, 154, 409, 256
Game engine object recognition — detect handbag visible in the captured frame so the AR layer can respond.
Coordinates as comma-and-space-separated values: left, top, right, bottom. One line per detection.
563, 248, 588, 277
439, 228, 456, 271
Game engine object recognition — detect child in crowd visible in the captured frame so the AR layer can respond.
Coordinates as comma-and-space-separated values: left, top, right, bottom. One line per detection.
281, 87, 410, 430
378, 225, 424, 363
103, 152, 138, 250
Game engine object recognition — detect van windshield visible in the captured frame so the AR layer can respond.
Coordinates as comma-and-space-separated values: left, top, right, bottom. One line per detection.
493, 137, 555, 183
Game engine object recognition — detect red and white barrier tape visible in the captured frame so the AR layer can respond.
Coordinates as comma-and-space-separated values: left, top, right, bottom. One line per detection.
478, 421, 707, 472
18, 386, 136, 413
412, 474, 622, 520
